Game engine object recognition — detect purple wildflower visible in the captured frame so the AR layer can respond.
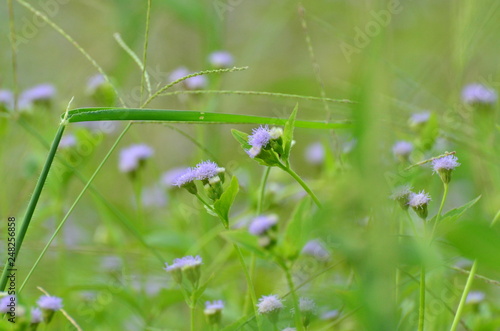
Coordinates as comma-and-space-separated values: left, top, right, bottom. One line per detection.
37, 295, 63, 311
31, 307, 43, 324
432, 154, 460, 184
462, 83, 497, 105
209, 51, 234, 68
172, 168, 197, 186
321, 310, 340, 320
194, 161, 224, 180
169, 67, 190, 82
301, 240, 330, 261
119, 144, 154, 173
162, 167, 188, 186
87, 74, 106, 93
409, 111, 431, 126
0, 89, 14, 111
432, 155, 460, 172
248, 126, 272, 148
19, 84, 56, 109
305, 142, 325, 165
0, 295, 15, 313
408, 190, 431, 219
59, 134, 77, 149
408, 191, 431, 208
248, 214, 278, 235
466, 291, 485, 304
204, 300, 224, 315
169, 67, 207, 90
164, 255, 203, 272
390, 185, 413, 210
257, 295, 283, 314
299, 298, 316, 312
392, 141, 413, 158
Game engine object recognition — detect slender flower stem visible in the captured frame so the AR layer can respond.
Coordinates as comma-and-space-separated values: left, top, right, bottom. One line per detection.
257, 167, 271, 214
450, 260, 477, 331
0, 124, 65, 291
284, 266, 304, 331
190, 295, 196, 331
431, 183, 449, 240
195, 193, 215, 213
233, 244, 262, 331
418, 265, 426, 331
278, 164, 321, 207
395, 218, 404, 302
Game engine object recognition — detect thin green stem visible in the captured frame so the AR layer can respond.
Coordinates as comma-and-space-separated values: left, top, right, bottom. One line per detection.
284, 266, 304, 331
18, 123, 132, 292
195, 193, 215, 213
418, 265, 426, 331
279, 165, 321, 207
190, 298, 196, 331
431, 182, 449, 241
159, 90, 355, 104
0, 124, 65, 291
140, 0, 152, 103
395, 218, 403, 302
450, 260, 477, 331
257, 167, 271, 214
233, 244, 262, 331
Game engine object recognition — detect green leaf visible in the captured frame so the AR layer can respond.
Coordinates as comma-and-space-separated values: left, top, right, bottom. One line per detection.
213, 176, 239, 228
231, 129, 250, 149
282, 104, 298, 166
221, 230, 268, 259
278, 198, 312, 261
446, 220, 500, 270
64, 107, 350, 130
435, 196, 481, 235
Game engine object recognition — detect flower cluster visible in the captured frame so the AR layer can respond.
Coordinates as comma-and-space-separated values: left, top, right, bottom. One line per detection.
208, 51, 234, 68
408, 191, 432, 220
119, 144, 154, 174
237, 125, 287, 168
173, 160, 226, 200
87, 74, 116, 107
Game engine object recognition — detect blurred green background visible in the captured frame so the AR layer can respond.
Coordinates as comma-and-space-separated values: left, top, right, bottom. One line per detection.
1, 0, 500, 330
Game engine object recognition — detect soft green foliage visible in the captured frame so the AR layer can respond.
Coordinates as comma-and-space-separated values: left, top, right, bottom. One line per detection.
1, 0, 500, 330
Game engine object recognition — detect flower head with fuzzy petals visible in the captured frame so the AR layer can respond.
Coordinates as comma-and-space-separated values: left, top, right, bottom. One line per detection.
408, 191, 431, 208
194, 161, 224, 180
432, 155, 460, 172
432, 155, 460, 184
119, 144, 154, 173
462, 83, 497, 105
249, 215, 278, 236
209, 51, 234, 68
392, 141, 413, 158
257, 295, 283, 314
248, 126, 272, 149
37, 295, 63, 311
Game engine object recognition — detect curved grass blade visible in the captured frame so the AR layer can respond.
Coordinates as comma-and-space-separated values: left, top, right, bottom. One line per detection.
65, 108, 351, 129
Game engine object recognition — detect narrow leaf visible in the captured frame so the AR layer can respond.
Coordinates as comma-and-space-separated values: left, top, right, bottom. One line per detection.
64, 107, 351, 130
221, 230, 268, 259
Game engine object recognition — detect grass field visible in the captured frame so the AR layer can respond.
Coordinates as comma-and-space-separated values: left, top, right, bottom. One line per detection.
1, 0, 500, 330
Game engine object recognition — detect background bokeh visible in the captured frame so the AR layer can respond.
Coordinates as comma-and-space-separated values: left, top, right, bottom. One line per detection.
1, 0, 500, 330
